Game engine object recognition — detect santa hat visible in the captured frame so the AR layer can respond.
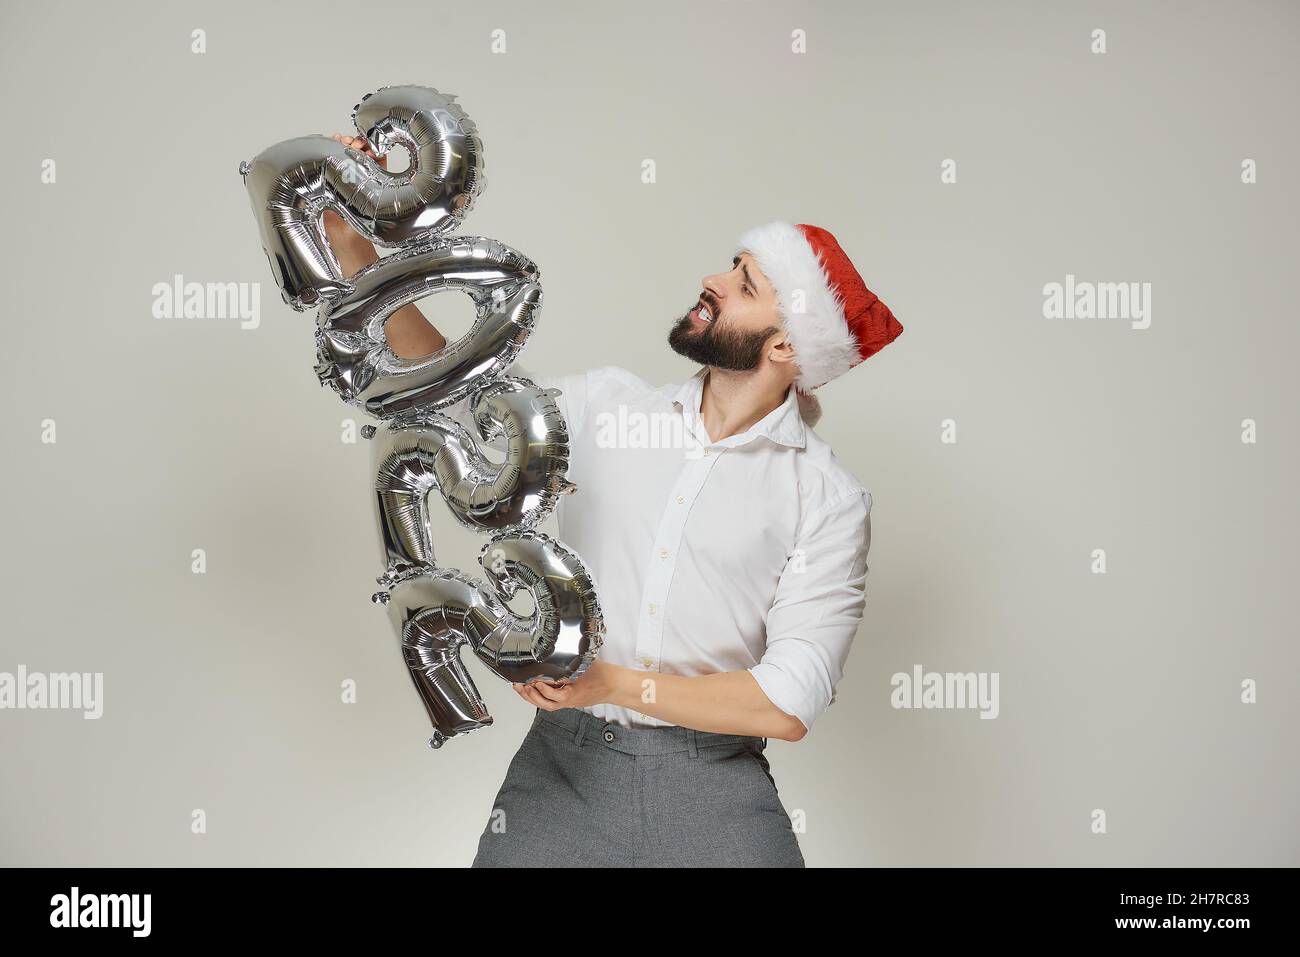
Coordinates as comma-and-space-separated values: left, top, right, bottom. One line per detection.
736, 222, 903, 421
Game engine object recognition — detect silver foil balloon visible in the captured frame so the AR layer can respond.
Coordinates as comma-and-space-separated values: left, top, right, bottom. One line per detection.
240, 84, 604, 751
238, 85, 484, 310
314, 235, 542, 418
374, 533, 604, 748
372, 376, 577, 552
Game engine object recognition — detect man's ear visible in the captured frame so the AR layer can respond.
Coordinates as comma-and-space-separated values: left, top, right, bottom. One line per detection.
766, 330, 799, 367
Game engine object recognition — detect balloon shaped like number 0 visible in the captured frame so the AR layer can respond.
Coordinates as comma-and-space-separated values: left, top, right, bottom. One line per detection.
239, 85, 604, 748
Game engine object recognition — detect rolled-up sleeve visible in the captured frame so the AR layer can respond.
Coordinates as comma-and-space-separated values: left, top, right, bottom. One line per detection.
749, 489, 872, 733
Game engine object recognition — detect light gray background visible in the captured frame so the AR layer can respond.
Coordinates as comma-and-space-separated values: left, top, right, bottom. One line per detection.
2, 0, 1296, 867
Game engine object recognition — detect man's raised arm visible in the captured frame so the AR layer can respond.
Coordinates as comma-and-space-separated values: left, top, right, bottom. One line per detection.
322, 133, 447, 360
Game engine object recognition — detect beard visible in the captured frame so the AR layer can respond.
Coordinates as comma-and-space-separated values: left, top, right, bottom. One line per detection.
667, 306, 780, 372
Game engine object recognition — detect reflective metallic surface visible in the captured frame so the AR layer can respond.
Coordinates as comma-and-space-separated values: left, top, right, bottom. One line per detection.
239, 85, 483, 310
375, 533, 604, 749
241, 84, 604, 750
371, 376, 575, 564
314, 236, 542, 417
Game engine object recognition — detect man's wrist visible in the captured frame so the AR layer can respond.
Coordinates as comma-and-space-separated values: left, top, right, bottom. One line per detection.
595, 661, 637, 710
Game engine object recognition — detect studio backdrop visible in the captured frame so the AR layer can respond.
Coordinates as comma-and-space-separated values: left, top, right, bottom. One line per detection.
1, 0, 1296, 866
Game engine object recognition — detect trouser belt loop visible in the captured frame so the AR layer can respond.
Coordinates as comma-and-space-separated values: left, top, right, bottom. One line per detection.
573, 713, 588, 748
686, 728, 699, 759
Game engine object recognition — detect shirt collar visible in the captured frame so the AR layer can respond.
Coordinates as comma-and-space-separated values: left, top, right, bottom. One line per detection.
671, 367, 807, 450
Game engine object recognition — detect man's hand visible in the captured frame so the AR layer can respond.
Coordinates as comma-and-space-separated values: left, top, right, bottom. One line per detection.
321, 133, 386, 277
317, 133, 447, 357
512, 659, 616, 712
508, 659, 808, 741
330, 132, 387, 167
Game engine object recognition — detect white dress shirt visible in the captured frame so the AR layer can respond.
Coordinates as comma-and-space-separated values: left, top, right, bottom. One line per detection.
446, 363, 872, 733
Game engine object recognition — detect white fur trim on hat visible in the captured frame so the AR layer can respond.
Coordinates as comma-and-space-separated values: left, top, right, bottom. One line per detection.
736, 221, 860, 391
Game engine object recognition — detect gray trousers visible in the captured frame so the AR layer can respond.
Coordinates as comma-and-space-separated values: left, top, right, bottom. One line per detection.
472, 708, 805, 867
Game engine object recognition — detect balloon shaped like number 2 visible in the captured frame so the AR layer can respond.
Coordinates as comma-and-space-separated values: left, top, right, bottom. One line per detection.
239, 85, 604, 748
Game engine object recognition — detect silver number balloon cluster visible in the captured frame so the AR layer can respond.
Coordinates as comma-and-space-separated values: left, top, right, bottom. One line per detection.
238, 85, 605, 749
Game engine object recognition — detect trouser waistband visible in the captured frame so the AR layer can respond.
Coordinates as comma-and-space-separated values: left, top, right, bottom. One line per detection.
533, 708, 766, 757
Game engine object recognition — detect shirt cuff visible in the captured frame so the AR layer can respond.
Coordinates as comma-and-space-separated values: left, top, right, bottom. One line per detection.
748, 661, 816, 733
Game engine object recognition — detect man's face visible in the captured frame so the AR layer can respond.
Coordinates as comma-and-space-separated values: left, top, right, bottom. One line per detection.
668, 251, 785, 371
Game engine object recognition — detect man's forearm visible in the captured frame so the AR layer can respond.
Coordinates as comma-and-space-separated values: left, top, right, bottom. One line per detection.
324, 213, 447, 359
385, 302, 446, 358
602, 665, 807, 742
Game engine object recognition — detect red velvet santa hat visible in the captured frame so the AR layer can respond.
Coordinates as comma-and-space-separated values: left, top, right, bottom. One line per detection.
736, 222, 903, 394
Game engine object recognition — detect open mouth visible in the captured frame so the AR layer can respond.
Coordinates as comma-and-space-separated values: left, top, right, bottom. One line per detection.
691, 299, 714, 324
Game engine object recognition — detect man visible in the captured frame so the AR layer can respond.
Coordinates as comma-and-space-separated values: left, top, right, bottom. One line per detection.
324, 135, 903, 867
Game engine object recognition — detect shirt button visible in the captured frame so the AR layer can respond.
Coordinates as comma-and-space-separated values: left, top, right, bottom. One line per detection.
648, 603, 657, 615
603, 729, 616, 743
640, 657, 653, 668
658, 548, 668, 559
703, 449, 711, 456
676, 495, 685, 504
